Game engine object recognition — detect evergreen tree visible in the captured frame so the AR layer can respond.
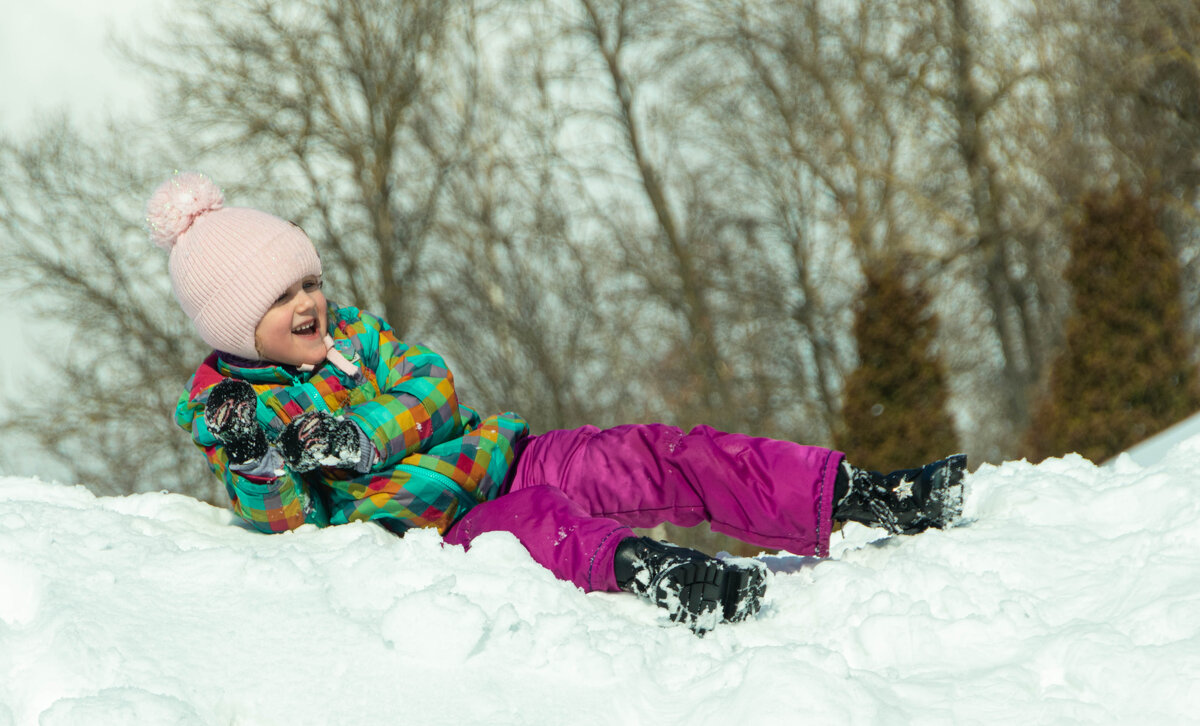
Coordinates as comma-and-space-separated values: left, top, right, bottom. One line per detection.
836, 267, 959, 472
1026, 186, 1200, 462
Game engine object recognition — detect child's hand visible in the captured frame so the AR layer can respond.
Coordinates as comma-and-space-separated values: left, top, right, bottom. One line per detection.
205, 379, 268, 464
280, 411, 370, 473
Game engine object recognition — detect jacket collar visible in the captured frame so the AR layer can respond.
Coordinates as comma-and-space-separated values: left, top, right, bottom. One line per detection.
215, 354, 312, 385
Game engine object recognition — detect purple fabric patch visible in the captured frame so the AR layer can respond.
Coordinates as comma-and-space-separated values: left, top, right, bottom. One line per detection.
445, 424, 843, 592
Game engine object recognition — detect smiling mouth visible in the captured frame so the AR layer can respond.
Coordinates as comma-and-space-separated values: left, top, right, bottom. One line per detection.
292, 320, 319, 336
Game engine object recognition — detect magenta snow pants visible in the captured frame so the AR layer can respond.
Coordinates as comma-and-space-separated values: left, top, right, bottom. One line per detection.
442, 424, 844, 593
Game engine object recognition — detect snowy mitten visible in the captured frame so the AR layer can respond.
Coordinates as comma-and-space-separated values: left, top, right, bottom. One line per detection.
279, 411, 372, 473
833, 454, 967, 535
614, 537, 767, 635
204, 379, 268, 465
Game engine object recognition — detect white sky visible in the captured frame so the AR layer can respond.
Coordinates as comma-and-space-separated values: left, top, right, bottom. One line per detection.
0, 0, 156, 135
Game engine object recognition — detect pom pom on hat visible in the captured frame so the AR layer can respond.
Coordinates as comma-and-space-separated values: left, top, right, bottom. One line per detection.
146, 171, 225, 250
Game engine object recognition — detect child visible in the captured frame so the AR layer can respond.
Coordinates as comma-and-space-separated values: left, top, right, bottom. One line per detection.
150, 172, 966, 634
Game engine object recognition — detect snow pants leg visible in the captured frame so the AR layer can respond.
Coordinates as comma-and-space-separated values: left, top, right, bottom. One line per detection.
443, 424, 844, 593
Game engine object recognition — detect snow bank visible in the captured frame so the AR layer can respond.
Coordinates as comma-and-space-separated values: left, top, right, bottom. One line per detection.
3, 441, 1200, 725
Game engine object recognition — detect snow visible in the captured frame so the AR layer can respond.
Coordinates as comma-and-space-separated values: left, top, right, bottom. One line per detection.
3, 442, 1200, 726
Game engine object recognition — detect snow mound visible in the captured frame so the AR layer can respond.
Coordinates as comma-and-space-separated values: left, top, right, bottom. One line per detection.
3, 440, 1200, 724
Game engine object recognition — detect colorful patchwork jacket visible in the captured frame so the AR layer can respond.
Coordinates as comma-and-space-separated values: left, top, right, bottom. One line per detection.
175, 302, 529, 535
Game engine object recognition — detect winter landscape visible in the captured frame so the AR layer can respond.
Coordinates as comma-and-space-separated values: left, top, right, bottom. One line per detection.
5, 2, 1200, 724
3, 439, 1199, 725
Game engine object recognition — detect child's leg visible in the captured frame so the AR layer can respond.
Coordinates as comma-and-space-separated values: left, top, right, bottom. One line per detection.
442, 485, 633, 592
505, 424, 844, 558
442, 482, 767, 632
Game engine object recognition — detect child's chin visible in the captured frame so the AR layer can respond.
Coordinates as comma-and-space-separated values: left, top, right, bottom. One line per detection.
290, 343, 326, 367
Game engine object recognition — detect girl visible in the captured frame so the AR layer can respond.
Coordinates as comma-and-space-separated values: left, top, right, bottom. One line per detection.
151, 172, 965, 634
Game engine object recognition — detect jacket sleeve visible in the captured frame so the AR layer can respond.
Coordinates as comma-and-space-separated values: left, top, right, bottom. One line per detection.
201, 443, 325, 533
175, 359, 327, 534
339, 312, 467, 470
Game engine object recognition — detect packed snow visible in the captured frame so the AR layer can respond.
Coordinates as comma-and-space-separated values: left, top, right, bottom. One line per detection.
2, 440, 1200, 725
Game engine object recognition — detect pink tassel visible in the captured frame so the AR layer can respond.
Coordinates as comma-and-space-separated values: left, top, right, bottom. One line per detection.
295, 335, 360, 377
323, 335, 360, 377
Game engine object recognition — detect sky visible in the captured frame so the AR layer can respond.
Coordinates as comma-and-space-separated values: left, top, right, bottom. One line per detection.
0, 0, 154, 135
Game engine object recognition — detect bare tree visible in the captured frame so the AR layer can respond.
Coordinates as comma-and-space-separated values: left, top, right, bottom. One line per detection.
425, 6, 627, 429
678, 0, 965, 442
17, 0, 1199, 505
913, 0, 1071, 456
132, 0, 640, 429
551, 0, 746, 430
135, 0, 474, 337
0, 120, 220, 500
672, 0, 1089, 462
0, 0, 629, 501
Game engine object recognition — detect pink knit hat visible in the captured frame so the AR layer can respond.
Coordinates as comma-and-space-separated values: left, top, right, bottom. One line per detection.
146, 172, 322, 360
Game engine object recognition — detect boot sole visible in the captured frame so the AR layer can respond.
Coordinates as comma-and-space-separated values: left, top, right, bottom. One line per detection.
721, 561, 768, 623
656, 559, 767, 635
896, 453, 967, 535
928, 453, 967, 529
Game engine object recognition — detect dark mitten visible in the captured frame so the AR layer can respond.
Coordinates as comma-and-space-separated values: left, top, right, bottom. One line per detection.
279, 411, 369, 473
204, 379, 268, 464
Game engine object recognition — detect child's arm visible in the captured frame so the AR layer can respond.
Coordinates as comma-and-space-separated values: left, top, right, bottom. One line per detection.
176, 360, 326, 533
337, 312, 468, 470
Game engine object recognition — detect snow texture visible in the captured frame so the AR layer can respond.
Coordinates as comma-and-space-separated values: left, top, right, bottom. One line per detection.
3, 441, 1200, 725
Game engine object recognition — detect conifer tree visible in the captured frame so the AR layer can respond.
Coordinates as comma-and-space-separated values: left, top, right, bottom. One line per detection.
1026, 186, 1200, 462
836, 267, 959, 472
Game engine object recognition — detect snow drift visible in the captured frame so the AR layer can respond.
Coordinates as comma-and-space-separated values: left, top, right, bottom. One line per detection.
2, 441, 1200, 725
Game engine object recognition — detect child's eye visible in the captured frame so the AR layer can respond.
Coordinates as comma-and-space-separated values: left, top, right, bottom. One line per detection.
304, 279, 323, 292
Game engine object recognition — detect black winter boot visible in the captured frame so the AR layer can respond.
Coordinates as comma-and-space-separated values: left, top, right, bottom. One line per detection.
613, 537, 766, 635
833, 454, 967, 535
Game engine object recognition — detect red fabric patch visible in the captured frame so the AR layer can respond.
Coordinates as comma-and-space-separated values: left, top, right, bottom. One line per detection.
191, 353, 225, 397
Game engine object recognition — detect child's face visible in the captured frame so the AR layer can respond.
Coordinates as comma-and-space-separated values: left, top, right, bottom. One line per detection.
254, 275, 329, 367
